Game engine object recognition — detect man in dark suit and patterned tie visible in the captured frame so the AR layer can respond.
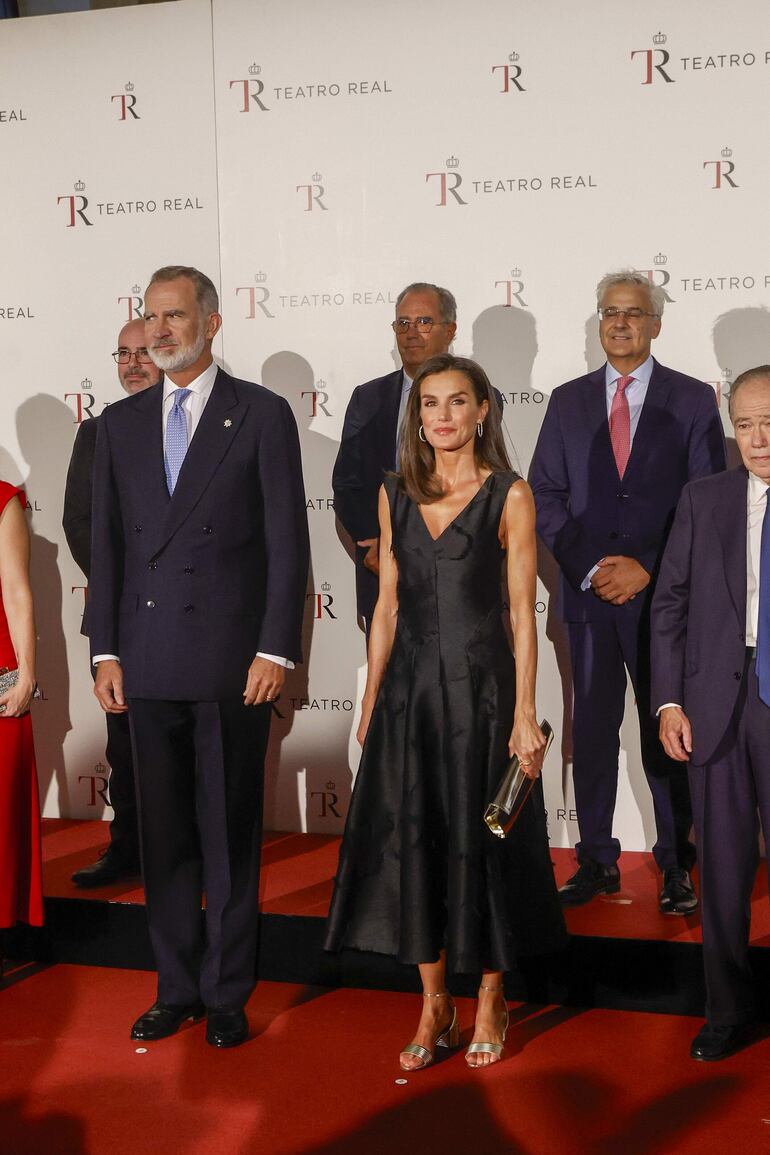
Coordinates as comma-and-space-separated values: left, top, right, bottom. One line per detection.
63, 319, 161, 888
653, 365, 770, 1060
529, 270, 726, 913
89, 266, 309, 1048
332, 282, 457, 634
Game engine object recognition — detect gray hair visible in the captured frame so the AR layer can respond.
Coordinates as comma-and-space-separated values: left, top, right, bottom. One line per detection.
596, 269, 666, 317
395, 282, 457, 324
728, 364, 770, 418
147, 265, 219, 317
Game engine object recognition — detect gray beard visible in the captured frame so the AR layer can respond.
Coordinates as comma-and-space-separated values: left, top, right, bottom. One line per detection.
149, 327, 206, 373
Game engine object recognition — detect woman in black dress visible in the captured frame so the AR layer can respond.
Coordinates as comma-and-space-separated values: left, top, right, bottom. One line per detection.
325, 354, 565, 1069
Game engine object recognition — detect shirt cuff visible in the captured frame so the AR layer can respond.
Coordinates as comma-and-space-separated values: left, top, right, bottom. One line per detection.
581, 563, 601, 592
656, 702, 682, 716
257, 652, 295, 670
93, 654, 119, 666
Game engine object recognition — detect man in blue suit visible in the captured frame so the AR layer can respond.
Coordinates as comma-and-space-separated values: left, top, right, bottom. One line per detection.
332, 282, 457, 634
652, 365, 770, 1060
89, 266, 309, 1047
529, 270, 725, 912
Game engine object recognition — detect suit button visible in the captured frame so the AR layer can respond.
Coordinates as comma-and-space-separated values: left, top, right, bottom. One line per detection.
734, 672, 741, 680
148, 562, 157, 570
739, 633, 745, 641
184, 604, 194, 613
203, 526, 213, 534
617, 493, 629, 499
146, 600, 156, 609
134, 525, 142, 533
609, 532, 618, 540
184, 565, 194, 574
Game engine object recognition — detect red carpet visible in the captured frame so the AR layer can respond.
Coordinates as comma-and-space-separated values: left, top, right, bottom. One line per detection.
1, 964, 769, 1155
41, 819, 770, 946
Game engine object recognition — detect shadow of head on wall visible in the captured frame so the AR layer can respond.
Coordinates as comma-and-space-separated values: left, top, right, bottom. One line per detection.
712, 307, 770, 468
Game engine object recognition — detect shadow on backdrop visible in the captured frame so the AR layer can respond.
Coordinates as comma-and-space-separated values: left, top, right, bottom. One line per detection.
16, 395, 73, 816
712, 306, 770, 468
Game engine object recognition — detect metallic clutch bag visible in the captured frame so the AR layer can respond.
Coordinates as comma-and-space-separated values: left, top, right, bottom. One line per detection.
0, 667, 41, 702
484, 719, 554, 839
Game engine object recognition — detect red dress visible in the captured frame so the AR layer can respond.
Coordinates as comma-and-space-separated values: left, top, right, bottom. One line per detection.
0, 482, 43, 928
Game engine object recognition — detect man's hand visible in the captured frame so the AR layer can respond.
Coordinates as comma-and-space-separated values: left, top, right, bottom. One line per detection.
591, 555, 650, 605
357, 537, 379, 576
94, 659, 128, 713
243, 657, 285, 706
659, 706, 693, 762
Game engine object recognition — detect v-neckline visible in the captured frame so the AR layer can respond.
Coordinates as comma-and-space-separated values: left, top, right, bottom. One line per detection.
416, 473, 494, 544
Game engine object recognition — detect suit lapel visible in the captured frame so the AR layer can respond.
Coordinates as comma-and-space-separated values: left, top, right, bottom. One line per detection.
381, 370, 405, 468
152, 369, 246, 557
712, 467, 748, 627
131, 382, 169, 511
583, 367, 617, 476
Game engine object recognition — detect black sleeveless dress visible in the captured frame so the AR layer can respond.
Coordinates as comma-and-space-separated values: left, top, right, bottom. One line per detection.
324, 470, 566, 973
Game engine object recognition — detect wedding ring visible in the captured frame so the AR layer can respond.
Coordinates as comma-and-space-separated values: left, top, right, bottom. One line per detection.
0, 704, 7, 713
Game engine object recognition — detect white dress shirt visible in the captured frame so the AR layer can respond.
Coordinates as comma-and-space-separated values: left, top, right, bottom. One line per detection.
745, 469, 768, 647
95, 359, 292, 669
580, 356, 655, 591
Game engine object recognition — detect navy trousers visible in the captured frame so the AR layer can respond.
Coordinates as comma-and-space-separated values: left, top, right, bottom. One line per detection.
129, 697, 270, 1009
568, 611, 695, 871
689, 654, 770, 1025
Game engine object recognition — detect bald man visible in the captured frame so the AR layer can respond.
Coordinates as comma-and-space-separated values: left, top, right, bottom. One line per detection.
63, 319, 162, 886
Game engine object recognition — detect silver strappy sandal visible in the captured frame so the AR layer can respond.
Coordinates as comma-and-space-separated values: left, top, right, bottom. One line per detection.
399, 991, 460, 1071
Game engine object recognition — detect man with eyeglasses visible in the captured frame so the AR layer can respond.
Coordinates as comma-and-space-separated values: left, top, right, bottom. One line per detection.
529, 270, 726, 914
333, 282, 457, 634
63, 318, 162, 887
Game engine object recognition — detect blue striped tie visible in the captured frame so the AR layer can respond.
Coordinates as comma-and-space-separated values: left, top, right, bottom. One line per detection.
164, 388, 191, 495
757, 489, 770, 705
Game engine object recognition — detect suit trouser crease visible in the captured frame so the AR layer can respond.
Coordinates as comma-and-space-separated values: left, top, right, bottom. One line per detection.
689, 657, 770, 1024
568, 615, 694, 870
129, 697, 269, 1008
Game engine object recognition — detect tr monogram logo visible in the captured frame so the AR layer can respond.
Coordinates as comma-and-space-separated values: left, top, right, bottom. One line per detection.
425, 157, 466, 207
229, 64, 270, 112
111, 83, 140, 120
118, 285, 144, 321
235, 273, 275, 319
495, 269, 528, 307
631, 32, 675, 84
301, 383, 332, 417
704, 149, 738, 189
307, 582, 337, 619
57, 180, 92, 227
492, 52, 525, 93
297, 174, 327, 211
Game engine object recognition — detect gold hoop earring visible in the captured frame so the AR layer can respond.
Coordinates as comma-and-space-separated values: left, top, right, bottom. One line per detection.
477, 422, 484, 438
419, 426, 427, 443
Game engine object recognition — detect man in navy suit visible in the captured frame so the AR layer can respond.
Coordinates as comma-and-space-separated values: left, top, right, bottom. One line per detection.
529, 270, 725, 912
63, 319, 161, 888
332, 282, 457, 633
89, 266, 309, 1048
653, 366, 770, 1060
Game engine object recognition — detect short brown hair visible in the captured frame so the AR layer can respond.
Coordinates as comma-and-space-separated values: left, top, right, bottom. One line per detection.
146, 265, 219, 316
398, 354, 511, 504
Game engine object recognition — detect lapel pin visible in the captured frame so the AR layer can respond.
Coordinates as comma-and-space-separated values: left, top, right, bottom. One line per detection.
224, 419, 232, 428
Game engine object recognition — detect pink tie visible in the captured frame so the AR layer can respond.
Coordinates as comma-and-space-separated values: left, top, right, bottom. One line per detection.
609, 375, 633, 478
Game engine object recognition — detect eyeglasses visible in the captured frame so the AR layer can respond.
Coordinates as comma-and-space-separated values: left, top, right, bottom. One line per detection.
598, 307, 659, 322
391, 317, 447, 335
112, 348, 154, 364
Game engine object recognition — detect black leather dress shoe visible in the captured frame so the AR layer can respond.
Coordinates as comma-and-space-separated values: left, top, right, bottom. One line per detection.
690, 1022, 748, 1062
206, 1006, 249, 1049
559, 860, 620, 906
130, 1001, 205, 1041
71, 851, 140, 889
659, 867, 698, 915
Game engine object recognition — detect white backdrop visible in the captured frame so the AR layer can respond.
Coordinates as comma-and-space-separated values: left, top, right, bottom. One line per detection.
2, 0, 769, 848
